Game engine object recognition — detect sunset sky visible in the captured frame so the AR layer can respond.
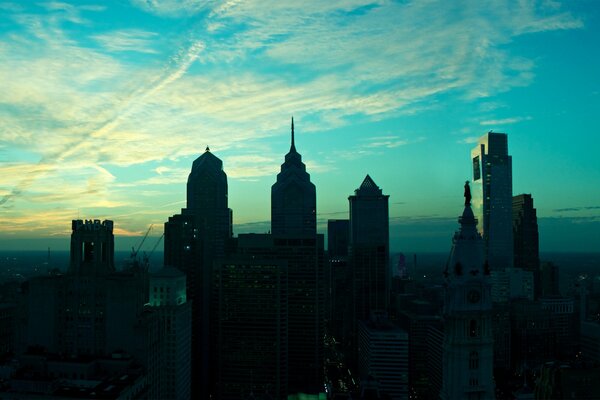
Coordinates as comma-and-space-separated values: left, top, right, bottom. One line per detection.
1, 0, 599, 252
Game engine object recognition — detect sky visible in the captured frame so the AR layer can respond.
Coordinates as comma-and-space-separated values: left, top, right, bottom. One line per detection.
1, 0, 599, 253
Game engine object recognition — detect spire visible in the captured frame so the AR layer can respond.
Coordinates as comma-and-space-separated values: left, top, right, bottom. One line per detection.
290, 116, 296, 152
205, 146, 210, 152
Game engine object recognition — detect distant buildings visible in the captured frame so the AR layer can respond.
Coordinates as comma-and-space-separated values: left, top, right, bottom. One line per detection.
6, 219, 192, 399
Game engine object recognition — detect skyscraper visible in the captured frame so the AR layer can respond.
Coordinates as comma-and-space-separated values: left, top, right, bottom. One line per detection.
513, 193, 540, 298
164, 147, 232, 398
349, 175, 390, 320
271, 120, 324, 394
271, 117, 316, 237
471, 132, 513, 270
441, 183, 495, 400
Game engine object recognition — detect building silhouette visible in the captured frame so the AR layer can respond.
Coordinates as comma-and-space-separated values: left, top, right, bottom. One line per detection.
513, 193, 541, 299
164, 146, 232, 398
271, 120, 324, 394
216, 234, 289, 399
271, 117, 316, 236
441, 184, 495, 399
347, 175, 389, 371
471, 132, 513, 271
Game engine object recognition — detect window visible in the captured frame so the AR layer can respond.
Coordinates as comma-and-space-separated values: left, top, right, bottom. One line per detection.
469, 320, 478, 337
469, 351, 479, 369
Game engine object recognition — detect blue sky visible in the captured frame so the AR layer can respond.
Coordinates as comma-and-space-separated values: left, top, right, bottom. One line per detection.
1, 0, 599, 252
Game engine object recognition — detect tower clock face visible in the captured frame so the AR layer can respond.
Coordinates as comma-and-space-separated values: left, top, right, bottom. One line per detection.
468, 289, 481, 303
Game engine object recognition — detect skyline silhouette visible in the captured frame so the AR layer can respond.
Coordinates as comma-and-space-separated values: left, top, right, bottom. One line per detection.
1, 1, 599, 253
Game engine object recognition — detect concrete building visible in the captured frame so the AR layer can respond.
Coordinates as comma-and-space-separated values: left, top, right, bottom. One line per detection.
441, 184, 495, 400
357, 313, 408, 400
471, 132, 513, 271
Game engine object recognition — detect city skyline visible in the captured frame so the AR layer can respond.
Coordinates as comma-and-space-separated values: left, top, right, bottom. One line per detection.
1, 0, 599, 252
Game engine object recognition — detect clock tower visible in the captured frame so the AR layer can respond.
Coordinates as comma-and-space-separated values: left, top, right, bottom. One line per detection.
441, 182, 495, 400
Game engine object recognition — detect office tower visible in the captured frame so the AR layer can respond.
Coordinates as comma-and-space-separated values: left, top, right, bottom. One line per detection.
215, 241, 288, 399
441, 184, 494, 400
513, 194, 540, 298
271, 117, 316, 236
271, 121, 324, 394
349, 174, 390, 321
164, 147, 232, 398
357, 313, 409, 400
149, 267, 191, 400
471, 132, 513, 270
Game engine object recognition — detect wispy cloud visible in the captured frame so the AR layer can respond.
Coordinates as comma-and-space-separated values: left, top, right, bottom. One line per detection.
92, 29, 160, 54
480, 116, 532, 126
553, 206, 600, 213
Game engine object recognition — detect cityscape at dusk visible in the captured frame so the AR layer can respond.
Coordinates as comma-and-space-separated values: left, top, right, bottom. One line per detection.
1, 0, 599, 251
2, 1, 600, 400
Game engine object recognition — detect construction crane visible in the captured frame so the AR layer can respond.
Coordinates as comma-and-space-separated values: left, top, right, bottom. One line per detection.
142, 233, 164, 270
130, 224, 153, 260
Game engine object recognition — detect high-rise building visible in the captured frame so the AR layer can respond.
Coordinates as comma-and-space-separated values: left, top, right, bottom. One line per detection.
271, 117, 316, 237
513, 194, 540, 298
357, 312, 409, 400
270, 121, 324, 394
327, 219, 352, 346
441, 183, 495, 400
471, 132, 513, 270
149, 267, 191, 400
215, 236, 288, 399
349, 175, 390, 321
164, 147, 232, 398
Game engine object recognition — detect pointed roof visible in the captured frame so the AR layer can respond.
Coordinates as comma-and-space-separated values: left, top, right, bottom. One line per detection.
190, 147, 223, 173
355, 174, 383, 195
